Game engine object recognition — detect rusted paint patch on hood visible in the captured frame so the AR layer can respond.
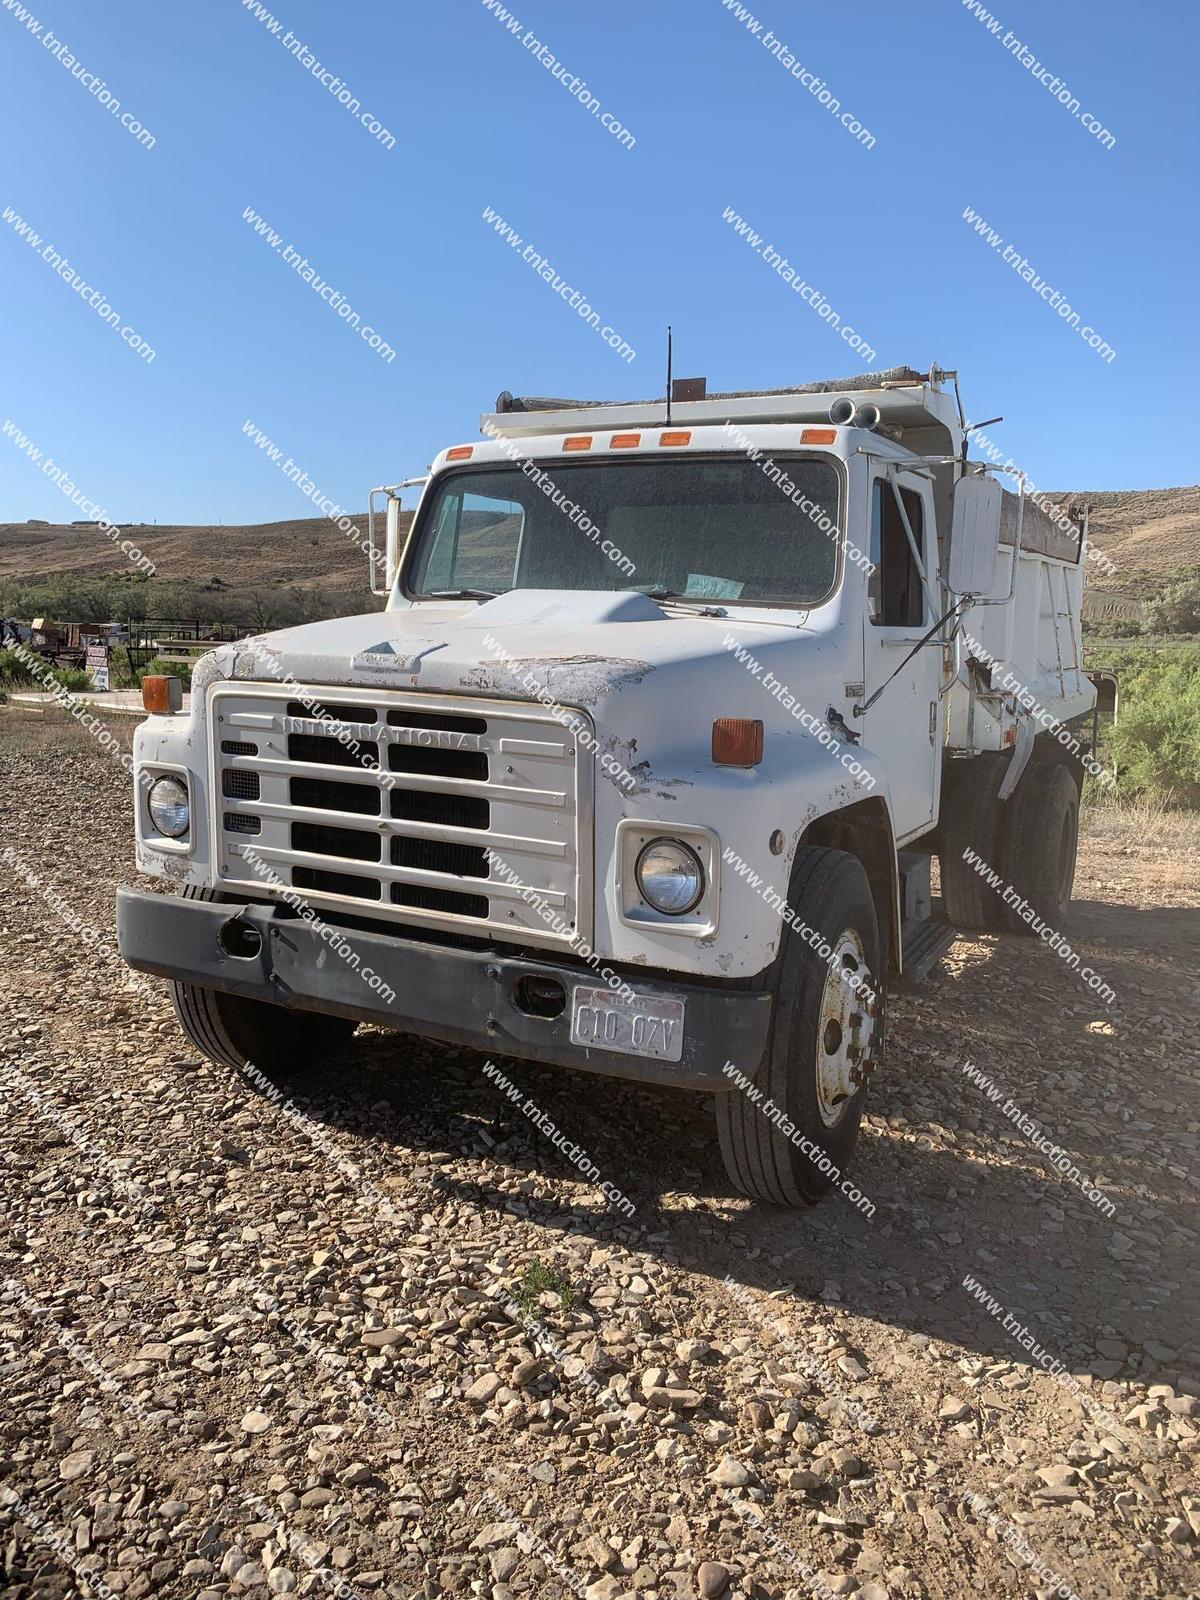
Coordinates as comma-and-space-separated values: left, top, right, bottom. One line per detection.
461, 655, 652, 709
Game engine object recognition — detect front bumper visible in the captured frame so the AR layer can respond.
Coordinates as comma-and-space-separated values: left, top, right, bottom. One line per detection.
116, 889, 772, 1090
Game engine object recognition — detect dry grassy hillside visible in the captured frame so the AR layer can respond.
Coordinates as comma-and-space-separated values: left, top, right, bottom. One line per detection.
1054, 485, 1200, 587
0, 514, 375, 598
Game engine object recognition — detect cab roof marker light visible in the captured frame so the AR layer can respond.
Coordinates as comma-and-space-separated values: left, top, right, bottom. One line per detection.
446, 445, 474, 461
802, 427, 837, 445
660, 431, 692, 447
563, 436, 593, 451
611, 433, 642, 449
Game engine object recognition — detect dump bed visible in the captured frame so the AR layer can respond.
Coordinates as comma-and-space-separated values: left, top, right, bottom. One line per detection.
944, 479, 1093, 750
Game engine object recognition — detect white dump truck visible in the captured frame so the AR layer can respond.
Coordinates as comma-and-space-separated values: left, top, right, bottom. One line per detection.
117, 364, 1096, 1206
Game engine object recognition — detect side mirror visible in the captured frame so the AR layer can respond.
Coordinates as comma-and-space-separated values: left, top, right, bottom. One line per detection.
367, 478, 427, 600
948, 472, 1003, 596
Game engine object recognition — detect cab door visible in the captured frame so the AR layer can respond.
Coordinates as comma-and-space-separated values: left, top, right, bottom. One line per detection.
861, 469, 941, 841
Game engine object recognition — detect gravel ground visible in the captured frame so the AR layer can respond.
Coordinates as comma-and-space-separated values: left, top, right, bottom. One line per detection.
1, 729, 1197, 1600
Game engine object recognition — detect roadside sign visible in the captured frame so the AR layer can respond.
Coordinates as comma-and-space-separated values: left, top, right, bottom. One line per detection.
86, 643, 110, 691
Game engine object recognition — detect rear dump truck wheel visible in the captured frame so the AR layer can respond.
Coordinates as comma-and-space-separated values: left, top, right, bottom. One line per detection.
938, 751, 1011, 932
716, 847, 882, 1207
997, 761, 1079, 934
168, 886, 357, 1075
171, 981, 357, 1076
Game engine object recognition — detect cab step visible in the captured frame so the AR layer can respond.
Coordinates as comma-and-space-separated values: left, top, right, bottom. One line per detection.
899, 916, 958, 987
896, 847, 956, 986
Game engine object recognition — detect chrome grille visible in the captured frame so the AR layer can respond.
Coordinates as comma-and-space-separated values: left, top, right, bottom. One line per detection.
210, 683, 589, 947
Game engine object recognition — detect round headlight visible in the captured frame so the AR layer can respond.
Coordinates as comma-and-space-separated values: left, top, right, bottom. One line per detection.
635, 837, 704, 915
148, 775, 190, 839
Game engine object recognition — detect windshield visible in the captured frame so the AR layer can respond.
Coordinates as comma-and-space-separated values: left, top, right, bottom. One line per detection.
405, 454, 842, 606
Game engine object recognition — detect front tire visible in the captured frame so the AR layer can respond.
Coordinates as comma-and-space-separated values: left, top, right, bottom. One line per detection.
168, 885, 356, 1074
172, 981, 357, 1075
716, 847, 882, 1207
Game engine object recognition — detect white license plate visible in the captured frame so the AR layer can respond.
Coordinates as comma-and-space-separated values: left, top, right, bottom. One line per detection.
569, 987, 685, 1062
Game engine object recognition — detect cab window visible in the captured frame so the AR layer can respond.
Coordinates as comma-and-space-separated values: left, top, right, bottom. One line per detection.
869, 481, 925, 627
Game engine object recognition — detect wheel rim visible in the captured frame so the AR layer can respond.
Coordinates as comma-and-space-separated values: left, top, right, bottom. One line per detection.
815, 928, 875, 1128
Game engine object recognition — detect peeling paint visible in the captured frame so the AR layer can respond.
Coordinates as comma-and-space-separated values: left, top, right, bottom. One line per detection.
462, 655, 652, 710
601, 734, 638, 770
621, 760, 695, 803
136, 844, 189, 886
190, 646, 234, 700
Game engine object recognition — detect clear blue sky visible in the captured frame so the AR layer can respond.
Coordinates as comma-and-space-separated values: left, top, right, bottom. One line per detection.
2, 0, 1196, 529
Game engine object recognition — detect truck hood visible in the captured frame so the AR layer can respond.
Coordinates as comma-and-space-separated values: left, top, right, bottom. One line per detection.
201, 590, 842, 714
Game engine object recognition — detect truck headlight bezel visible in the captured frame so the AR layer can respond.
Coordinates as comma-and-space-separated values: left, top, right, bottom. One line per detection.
615, 821, 720, 938
635, 837, 705, 915
148, 775, 191, 839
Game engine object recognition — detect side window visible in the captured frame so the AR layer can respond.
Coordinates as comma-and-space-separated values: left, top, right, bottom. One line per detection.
869, 481, 925, 627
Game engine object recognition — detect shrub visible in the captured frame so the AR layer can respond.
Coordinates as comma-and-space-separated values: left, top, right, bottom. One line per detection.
514, 1259, 577, 1316
0, 647, 89, 693
1142, 568, 1200, 635
139, 656, 193, 689
56, 668, 94, 692
0, 646, 38, 688
1102, 645, 1200, 805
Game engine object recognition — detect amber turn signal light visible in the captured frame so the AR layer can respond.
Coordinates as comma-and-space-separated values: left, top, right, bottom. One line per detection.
712, 718, 763, 767
142, 675, 182, 715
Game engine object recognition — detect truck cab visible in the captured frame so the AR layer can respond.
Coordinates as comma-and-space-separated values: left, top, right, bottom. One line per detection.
117, 364, 1096, 1206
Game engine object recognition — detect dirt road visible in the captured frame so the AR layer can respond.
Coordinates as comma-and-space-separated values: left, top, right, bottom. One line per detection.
1, 735, 1197, 1600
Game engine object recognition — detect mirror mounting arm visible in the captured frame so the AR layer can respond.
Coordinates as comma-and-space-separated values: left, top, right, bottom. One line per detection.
367, 477, 429, 600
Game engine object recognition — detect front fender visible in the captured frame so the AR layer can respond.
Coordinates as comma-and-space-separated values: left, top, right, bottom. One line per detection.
594, 730, 898, 981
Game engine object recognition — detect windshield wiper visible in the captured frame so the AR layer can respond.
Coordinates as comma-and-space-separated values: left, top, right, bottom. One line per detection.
641, 587, 727, 615
424, 588, 499, 600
